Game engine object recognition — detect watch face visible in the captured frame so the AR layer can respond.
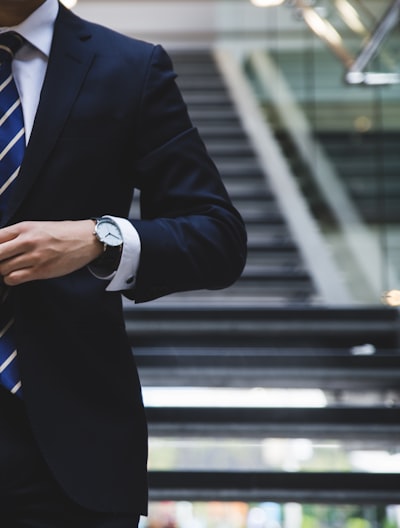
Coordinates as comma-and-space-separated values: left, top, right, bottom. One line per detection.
96, 220, 123, 247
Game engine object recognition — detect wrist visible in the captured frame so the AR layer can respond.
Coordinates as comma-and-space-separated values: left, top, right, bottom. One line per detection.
90, 217, 124, 275
88, 219, 104, 260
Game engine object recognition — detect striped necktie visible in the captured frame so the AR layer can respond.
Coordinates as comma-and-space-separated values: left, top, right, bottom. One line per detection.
0, 32, 25, 397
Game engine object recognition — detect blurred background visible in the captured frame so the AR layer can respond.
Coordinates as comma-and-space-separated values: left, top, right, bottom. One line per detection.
65, 1, 400, 526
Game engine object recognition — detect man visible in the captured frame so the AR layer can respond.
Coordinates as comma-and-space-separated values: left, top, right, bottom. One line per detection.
0, 0, 247, 526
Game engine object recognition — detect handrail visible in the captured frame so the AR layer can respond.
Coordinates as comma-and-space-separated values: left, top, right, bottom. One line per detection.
213, 48, 352, 305
346, 0, 400, 85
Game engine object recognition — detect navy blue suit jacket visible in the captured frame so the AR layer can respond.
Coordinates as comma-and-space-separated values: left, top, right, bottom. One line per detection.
7, 3, 246, 514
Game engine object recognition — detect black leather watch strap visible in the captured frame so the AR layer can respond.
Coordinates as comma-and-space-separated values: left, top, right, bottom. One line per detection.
91, 244, 123, 275
91, 217, 123, 275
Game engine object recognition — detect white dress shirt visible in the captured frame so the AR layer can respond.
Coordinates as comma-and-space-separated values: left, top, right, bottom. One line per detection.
2, 0, 141, 291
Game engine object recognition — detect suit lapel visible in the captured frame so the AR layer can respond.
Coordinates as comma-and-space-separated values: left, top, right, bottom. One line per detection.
2, 5, 95, 226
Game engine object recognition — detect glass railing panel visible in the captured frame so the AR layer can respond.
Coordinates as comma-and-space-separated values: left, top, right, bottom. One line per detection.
244, 34, 400, 301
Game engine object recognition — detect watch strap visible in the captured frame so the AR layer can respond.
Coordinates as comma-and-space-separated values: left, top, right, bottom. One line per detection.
91, 217, 123, 274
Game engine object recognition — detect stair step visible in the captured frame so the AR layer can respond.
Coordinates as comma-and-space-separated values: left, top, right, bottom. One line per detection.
224, 180, 270, 196
187, 108, 240, 121
196, 125, 248, 139
148, 470, 400, 503
206, 142, 255, 157
137, 345, 400, 390
125, 306, 398, 348
146, 406, 400, 438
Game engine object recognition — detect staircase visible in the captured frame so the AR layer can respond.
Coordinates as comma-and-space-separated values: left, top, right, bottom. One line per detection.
124, 50, 400, 505
162, 50, 318, 305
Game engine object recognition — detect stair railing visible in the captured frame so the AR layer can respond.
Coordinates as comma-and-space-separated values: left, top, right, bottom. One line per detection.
214, 47, 353, 305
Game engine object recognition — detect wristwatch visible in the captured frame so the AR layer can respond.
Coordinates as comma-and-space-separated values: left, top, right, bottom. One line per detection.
92, 217, 123, 274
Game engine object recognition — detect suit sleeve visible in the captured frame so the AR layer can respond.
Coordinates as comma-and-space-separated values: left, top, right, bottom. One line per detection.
128, 45, 247, 303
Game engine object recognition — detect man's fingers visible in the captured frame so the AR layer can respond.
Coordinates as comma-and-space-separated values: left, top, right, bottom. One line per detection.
0, 251, 33, 277
0, 222, 33, 263
0, 223, 22, 244
2, 267, 33, 286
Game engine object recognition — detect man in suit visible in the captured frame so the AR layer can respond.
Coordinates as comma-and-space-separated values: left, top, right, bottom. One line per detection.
0, 0, 247, 526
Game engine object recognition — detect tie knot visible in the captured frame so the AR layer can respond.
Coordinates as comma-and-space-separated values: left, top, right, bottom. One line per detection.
0, 32, 24, 64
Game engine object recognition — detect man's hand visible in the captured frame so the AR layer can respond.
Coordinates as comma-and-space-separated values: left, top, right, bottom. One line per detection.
0, 220, 103, 286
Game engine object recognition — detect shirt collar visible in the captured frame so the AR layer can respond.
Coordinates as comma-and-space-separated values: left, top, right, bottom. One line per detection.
1, 0, 59, 59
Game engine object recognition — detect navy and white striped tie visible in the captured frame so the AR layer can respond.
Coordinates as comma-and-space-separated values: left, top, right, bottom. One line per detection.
0, 32, 25, 397
0, 283, 21, 395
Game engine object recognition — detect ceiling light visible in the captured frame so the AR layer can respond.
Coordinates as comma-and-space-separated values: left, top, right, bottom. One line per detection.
60, 0, 77, 8
334, 0, 366, 35
250, 0, 285, 6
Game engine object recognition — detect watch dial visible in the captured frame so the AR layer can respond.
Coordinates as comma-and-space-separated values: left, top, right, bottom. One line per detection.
97, 221, 123, 247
